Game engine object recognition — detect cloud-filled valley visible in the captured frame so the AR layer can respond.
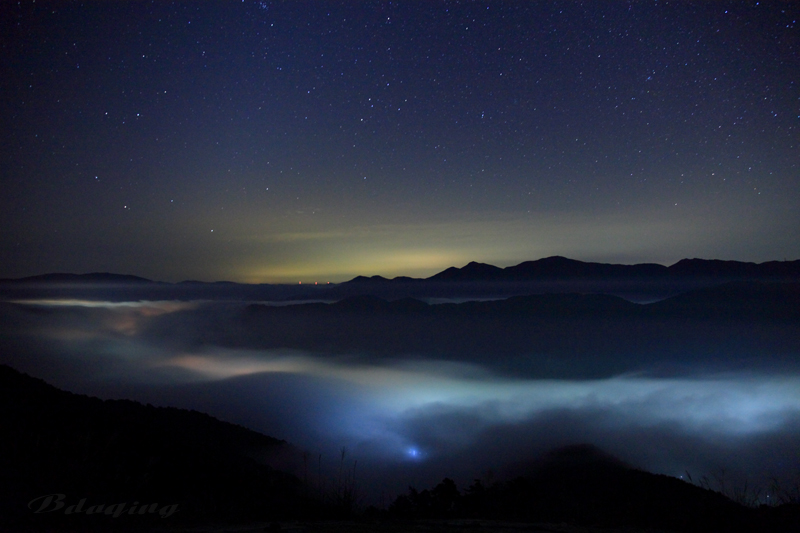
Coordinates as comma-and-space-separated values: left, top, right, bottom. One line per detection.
2, 284, 799, 506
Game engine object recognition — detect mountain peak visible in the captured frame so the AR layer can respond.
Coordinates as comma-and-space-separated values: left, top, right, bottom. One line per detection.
429, 261, 503, 281
7, 272, 153, 284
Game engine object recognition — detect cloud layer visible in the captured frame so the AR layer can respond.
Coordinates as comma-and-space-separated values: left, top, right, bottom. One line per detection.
2, 298, 799, 501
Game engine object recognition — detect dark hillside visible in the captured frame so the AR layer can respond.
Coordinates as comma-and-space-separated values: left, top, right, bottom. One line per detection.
0, 364, 305, 528
388, 444, 800, 532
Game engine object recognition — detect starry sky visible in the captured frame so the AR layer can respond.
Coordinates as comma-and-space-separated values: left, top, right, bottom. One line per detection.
2, 1, 797, 283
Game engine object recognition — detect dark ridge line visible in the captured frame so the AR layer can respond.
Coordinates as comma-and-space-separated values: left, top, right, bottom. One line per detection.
3, 256, 800, 286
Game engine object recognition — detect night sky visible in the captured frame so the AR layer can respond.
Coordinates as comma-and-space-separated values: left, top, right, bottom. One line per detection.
2, 1, 798, 283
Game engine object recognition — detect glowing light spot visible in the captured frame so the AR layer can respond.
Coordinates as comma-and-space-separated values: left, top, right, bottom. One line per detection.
406, 447, 421, 459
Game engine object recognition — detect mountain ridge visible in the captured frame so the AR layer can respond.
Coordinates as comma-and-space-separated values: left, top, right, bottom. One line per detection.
3, 257, 799, 286
348, 256, 800, 284
0, 364, 305, 526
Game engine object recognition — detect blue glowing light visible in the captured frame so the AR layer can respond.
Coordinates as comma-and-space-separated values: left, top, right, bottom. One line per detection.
406, 447, 421, 459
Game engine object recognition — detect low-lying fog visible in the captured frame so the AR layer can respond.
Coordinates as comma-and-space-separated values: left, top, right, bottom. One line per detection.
2, 298, 799, 504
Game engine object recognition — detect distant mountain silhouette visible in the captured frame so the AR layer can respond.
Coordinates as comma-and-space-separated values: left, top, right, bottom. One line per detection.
3, 272, 154, 284
248, 281, 800, 322
0, 364, 306, 528
4, 257, 798, 289
668, 258, 800, 278
348, 256, 800, 283
429, 261, 505, 281
348, 275, 393, 283
334, 257, 800, 301
505, 255, 669, 279
238, 282, 800, 378
648, 281, 800, 319
3, 257, 798, 303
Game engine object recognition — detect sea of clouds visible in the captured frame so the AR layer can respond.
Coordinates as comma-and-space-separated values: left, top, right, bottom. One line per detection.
2, 298, 799, 502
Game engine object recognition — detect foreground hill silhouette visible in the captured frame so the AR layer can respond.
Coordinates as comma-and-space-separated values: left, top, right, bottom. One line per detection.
0, 364, 306, 529
386, 444, 800, 532
2, 365, 799, 532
